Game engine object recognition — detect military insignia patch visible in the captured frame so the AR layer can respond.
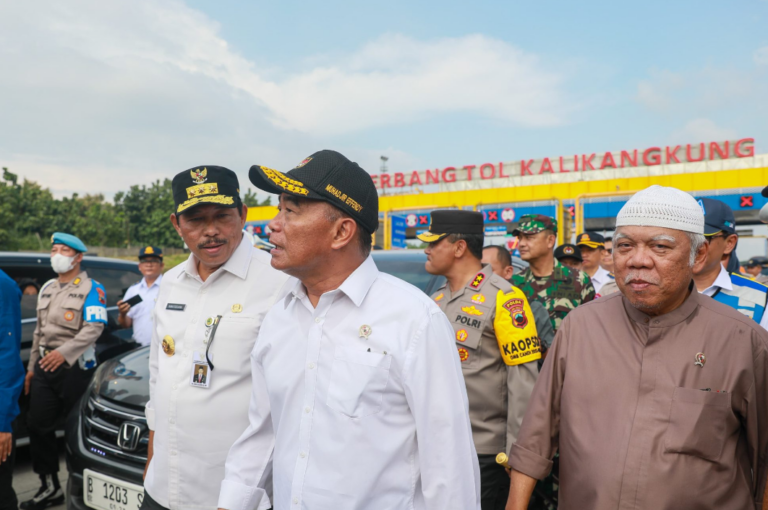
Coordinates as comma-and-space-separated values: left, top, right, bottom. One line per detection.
191, 167, 208, 184
96, 287, 106, 305
64, 311, 75, 321
145, 246, 154, 254
563, 246, 575, 255
470, 273, 485, 289
434, 293, 444, 302
458, 347, 469, 362
456, 329, 468, 342
503, 298, 529, 329
471, 294, 485, 304
461, 305, 483, 316
295, 156, 313, 168
186, 183, 219, 198
580, 234, 590, 243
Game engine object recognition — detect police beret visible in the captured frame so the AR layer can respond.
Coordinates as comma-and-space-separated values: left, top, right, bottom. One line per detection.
51, 232, 87, 253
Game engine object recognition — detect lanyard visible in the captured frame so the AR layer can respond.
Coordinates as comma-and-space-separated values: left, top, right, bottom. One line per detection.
205, 315, 222, 371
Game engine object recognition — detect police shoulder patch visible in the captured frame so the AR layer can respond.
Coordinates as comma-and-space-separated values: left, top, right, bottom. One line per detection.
83, 280, 108, 324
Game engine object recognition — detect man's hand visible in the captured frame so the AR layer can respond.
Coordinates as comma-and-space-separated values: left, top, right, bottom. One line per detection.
117, 300, 131, 316
0, 432, 11, 464
39, 350, 66, 372
24, 371, 34, 395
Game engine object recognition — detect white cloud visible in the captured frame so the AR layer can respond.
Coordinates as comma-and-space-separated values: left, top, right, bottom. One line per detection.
0, 0, 573, 197
756, 46, 768, 66
668, 119, 738, 145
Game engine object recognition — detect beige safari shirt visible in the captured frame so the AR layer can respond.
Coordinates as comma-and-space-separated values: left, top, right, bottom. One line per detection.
432, 265, 540, 454
30, 271, 106, 369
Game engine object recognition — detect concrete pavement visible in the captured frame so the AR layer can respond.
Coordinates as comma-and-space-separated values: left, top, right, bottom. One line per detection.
12, 443, 67, 510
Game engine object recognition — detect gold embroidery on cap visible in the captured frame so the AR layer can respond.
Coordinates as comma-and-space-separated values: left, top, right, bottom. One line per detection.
186, 183, 219, 198
261, 167, 309, 196
325, 184, 363, 212
177, 195, 235, 212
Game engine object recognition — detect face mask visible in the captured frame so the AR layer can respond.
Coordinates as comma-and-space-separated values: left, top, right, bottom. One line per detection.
51, 253, 76, 274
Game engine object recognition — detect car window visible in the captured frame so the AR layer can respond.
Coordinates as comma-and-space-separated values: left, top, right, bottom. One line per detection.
374, 257, 435, 293
84, 267, 142, 307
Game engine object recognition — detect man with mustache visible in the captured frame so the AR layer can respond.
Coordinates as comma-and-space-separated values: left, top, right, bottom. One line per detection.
141, 166, 289, 510
218, 150, 480, 510
506, 185, 768, 510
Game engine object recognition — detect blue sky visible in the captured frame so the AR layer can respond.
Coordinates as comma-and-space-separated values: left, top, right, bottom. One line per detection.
0, 0, 766, 198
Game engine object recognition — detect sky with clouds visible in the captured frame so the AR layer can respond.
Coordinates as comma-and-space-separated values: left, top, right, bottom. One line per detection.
0, 0, 766, 199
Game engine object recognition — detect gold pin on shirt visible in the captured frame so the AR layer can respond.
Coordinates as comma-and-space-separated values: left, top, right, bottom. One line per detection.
231, 304, 243, 313
162, 335, 176, 356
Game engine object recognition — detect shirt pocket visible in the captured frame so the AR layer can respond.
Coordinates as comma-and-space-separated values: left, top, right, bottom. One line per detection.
52, 296, 84, 331
663, 386, 732, 462
326, 345, 392, 419
211, 315, 257, 376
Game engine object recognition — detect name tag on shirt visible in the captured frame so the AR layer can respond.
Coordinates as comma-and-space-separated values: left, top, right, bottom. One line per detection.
190, 351, 211, 389
166, 303, 186, 311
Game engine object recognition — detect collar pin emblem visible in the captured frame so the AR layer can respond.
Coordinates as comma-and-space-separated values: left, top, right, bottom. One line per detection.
359, 325, 372, 339
694, 352, 706, 367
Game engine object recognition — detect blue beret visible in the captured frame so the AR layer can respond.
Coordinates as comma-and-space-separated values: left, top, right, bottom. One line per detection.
51, 232, 87, 253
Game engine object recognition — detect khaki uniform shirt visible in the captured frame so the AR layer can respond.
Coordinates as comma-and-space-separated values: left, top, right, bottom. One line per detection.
432, 265, 540, 454
30, 271, 106, 369
509, 289, 768, 510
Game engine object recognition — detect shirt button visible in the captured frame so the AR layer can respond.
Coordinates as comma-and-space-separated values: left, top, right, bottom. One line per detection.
304, 407, 311, 413
172, 384, 178, 390
300, 452, 306, 458
169, 418, 175, 424
315, 317, 322, 323
293, 498, 299, 505
203, 338, 209, 345
171, 450, 177, 456
307, 362, 315, 369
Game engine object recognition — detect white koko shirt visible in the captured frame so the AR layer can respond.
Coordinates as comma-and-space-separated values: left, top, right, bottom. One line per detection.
122, 274, 162, 346
144, 236, 289, 510
218, 256, 481, 510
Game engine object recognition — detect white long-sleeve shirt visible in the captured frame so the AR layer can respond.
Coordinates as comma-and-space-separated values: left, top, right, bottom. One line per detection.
122, 274, 162, 346
218, 256, 481, 510
144, 236, 289, 510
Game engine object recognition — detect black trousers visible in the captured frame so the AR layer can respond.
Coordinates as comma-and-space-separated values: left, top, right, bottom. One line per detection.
478, 453, 510, 510
28, 362, 93, 475
139, 491, 168, 510
0, 425, 17, 510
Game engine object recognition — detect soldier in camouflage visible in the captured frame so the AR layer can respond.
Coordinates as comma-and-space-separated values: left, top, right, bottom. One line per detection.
510, 215, 594, 509
512, 214, 595, 334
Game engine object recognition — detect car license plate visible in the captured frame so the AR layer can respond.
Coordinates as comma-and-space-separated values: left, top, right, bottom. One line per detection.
83, 469, 144, 510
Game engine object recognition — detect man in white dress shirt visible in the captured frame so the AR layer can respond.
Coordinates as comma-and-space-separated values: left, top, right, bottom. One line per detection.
117, 246, 164, 346
218, 150, 481, 510
576, 232, 614, 295
141, 166, 289, 510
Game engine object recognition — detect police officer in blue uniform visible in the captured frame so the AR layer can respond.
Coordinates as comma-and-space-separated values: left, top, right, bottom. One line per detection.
21, 233, 108, 510
693, 198, 768, 330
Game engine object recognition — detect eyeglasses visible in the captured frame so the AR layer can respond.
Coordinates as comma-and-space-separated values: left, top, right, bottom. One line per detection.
139, 259, 162, 265
705, 234, 728, 241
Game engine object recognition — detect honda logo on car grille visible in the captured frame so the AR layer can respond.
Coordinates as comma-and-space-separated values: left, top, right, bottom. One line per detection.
117, 422, 141, 452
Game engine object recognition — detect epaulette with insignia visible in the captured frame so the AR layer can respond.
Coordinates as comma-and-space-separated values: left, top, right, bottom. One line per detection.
470, 272, 485, 289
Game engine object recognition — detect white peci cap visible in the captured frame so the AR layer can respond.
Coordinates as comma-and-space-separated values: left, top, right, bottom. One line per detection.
616, 185, 704, 234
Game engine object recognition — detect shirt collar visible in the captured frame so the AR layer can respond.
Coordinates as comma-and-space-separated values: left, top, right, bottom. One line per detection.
141, 273, 163, 289
622, 281, 701, 328
286, 256, 379, 309
180, 234, 252, 282
708, 264, 733, 293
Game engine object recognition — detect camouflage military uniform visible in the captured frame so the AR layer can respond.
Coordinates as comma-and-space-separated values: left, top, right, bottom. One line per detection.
512, 259, 595, 332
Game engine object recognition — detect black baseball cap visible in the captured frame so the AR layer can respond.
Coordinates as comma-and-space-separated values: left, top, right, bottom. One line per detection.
554, 244, 583, 262
138, 246, 163, 260
416, 210, 484, 243
249, 150, 379, 233
172, 166, 241, 214
745, 256, 768, 267
698, 198, 736, 236
576, 232, 605, 249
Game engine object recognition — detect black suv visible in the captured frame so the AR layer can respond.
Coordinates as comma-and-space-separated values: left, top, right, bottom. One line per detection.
65, 250, 528, 510
0, 252, 143, 443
